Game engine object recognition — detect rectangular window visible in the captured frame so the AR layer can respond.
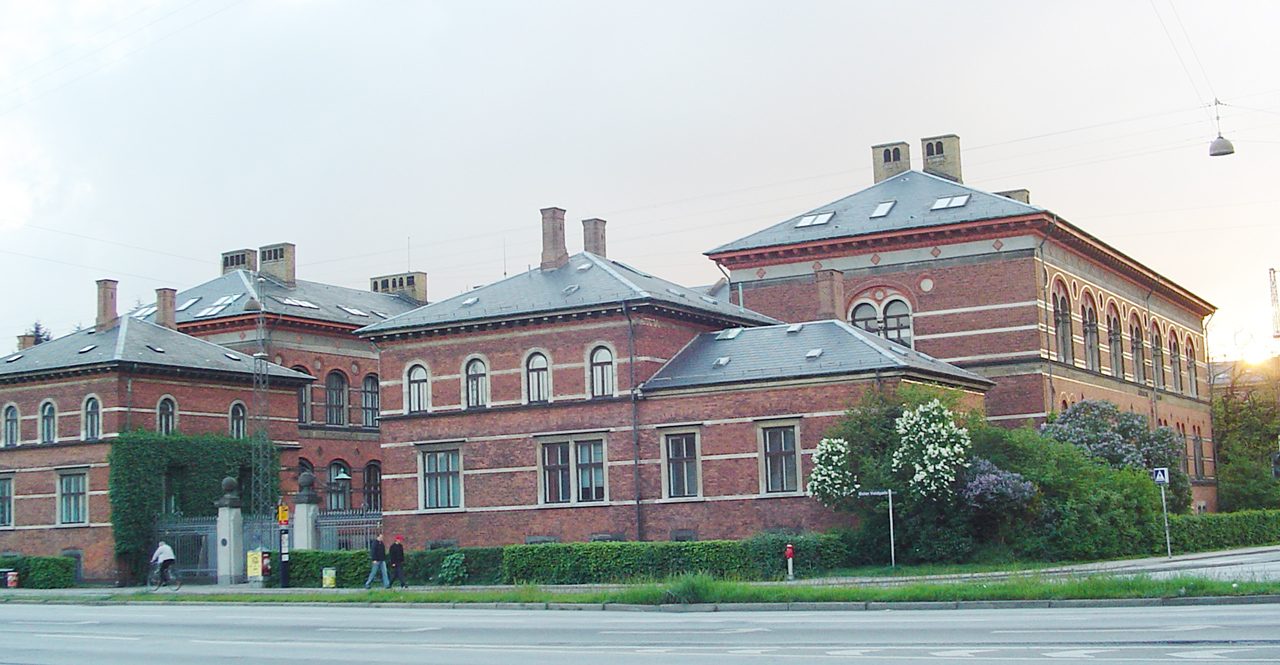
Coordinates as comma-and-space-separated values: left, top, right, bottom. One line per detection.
763, 426, 798, 493
423, 450, 460, 509
542, 438, 606, 504
58, 472, 87, 525
0, 477, 12, 527
666, 433, 698, 498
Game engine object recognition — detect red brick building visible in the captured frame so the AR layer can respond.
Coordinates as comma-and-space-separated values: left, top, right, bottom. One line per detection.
705, 135, 1218, 510
361, 210, 992, 546
0, 280, 311, 581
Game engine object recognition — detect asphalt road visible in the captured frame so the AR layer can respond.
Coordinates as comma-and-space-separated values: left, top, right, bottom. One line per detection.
2, 602, 1278, 664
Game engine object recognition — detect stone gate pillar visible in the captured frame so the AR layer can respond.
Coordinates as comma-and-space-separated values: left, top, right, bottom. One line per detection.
215, 477, 245, 585
292, 471, 319, 550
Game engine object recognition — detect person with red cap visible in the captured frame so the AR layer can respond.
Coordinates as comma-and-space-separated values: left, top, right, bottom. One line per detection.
387, 535, 407, 589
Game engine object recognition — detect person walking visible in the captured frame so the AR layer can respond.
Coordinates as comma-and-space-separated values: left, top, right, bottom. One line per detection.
363, 534, 390, 589
387, 535, 407, 589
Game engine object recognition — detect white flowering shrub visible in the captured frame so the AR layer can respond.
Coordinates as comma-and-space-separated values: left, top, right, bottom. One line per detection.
806, 437, 860, 508
891, 399, 970, 499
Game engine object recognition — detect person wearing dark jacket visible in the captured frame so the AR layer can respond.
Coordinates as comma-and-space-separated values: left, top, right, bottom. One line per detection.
387, 535, 407, 588
363, 534, 390, 589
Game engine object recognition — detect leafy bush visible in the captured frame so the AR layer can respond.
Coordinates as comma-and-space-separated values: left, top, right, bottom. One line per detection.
270, 550, 367, 587
438, 553, 466, 585
404, 547, 505, 585
0, 556, 78, 588
1217, 460, 1280, 513
740, 532, 848, 578
1169, 509, 1280, 552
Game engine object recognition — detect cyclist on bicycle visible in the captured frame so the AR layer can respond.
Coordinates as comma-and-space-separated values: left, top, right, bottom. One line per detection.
151, 541, 176, 586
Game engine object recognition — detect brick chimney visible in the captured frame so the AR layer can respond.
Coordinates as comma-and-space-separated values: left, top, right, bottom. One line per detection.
815, 269, 845, 321
95, 279, 118, 332
540, 207, 568, 271
155, 288, 177, 329
872, 141, 910, 183
995, 188, 1031, 204
259, 242, 296, 287
17, 334, 37, 350
921, 134, 962, 183
221, 249, 257, 275
370, 271, 429, 305
582, 218, 607, 257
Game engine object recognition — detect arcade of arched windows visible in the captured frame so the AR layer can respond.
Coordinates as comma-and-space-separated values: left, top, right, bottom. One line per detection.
1045, 274, 1204, 399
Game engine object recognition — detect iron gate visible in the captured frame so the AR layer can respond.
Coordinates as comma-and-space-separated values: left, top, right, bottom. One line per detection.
316, 510, 382, 551
154, 515, 217, 580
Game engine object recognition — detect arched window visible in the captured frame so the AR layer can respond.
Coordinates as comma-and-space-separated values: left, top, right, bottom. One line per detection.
2, 405, 17, 447
325, 371, 348, 425
589, 347, 615, 399
229, 403, 247, 439
1150, 327, 1165, 389
526, 353, 550, 404
881, 299, 912, 347
83, 397, 100, 441
1052, 284, 1073, 364
292, 366, 310, 423
464, 359, 488, 409
407, 365, 430, 413
892, 147, 901, 161
1081, 296, 1100, 372
298, 458, 313, 476
1106, 307, 1124, 378
1187, 342, 1198, 397
361, 374, 380, 427
40, 402, 57, 443
934, 141, 944, 155
850, 303, 878, 333
363, 462, 382, 512
1129, 317, 1146, 384
327, 461, 351, 511
882, 148, 892, 163
926, 142, 935, 156
156, 398, 175, 435
1170, 336, 1183, 393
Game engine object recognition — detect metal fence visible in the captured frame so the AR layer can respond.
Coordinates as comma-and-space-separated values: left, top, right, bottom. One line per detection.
154, 515, 218, 580
242, 515, 283, 555
316, 510, 382, 551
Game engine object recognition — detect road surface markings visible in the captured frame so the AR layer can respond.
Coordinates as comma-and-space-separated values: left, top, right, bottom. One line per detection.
317, 626, 440, 633
1044, 649, 1116, 658
601, 627, 771, 634
11, 621, 98, 626
32, 633, 141, 641
995, 624, 1219, 634
930, 649, 1000, 657
1169, 649, 1250, 659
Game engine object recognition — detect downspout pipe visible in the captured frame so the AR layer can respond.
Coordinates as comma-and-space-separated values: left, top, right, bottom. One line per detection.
623, 300, 645, 542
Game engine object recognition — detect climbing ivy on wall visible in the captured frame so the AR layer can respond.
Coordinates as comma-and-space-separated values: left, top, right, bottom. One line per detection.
108, 432, 277, 578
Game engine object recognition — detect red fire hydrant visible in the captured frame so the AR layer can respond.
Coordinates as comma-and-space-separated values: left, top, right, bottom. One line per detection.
785, 542, 795, 580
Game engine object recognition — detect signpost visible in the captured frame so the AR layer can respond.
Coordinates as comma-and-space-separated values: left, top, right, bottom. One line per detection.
278, 503, 291, 589
1151, 467, 1172, 559
857, 489, 896, 567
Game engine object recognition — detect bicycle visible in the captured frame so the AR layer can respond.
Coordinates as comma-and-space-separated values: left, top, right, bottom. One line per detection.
146, 563, 182, 592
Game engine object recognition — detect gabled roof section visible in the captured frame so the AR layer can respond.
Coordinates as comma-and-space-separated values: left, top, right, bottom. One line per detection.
643, 320, 992, 392
127, 271, 419, 328
358, 252, 779, 336
0, 318, 313, 384
706, 170, 1043, 256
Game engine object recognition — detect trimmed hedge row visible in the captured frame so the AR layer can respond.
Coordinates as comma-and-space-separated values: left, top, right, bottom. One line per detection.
405, 547, 505, 585
1170, 509, 1280, 553
0, 556, 78, 588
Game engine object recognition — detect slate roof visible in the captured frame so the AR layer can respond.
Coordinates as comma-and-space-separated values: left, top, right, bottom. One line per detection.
0, 317, 314, 384
358, 252, 779, 335
706, 170, 1043, 255
127, 271, 419, 329
643, 320, 992, 392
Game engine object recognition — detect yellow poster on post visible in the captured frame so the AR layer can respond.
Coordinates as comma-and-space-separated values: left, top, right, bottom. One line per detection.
247, 551, 263, 579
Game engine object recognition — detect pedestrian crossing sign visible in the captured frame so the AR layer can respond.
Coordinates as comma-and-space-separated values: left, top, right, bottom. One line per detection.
1151, 467, 1170, 485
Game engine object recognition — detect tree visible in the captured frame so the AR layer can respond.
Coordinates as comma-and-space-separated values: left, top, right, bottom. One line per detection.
892, 400, 971, 500
1040, 400, 1191, 513
27, 321, 52, 345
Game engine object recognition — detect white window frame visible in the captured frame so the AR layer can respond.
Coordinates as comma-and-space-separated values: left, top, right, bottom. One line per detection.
0, 474, 13, 528
3, 404, 20, 447
847, 297, 913, 348
462, 356, 490, 409
156, 396, 177, 435
361, 374, 380, 427
661, 428, 701, 499
39, 400, 57, 444
82, 395, 101, 441
587, 344, 617, 399
229, 402, 248, 439
416, 441, 464, 511
757, 420, 802, 495
406, 363, 431, 413
524, 350, 552, 404
57, 469, 89, 526
538, 435, 607, 505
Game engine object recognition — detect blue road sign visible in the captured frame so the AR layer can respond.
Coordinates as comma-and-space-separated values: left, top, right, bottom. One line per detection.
1151, 467, 1170, 485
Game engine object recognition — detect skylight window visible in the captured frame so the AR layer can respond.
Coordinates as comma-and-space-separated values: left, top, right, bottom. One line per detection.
795, 212, 834, 228
870, 201, 896, 218
562, 285, 580, 295
131, 306, 157, 319
278, 297, 319, 309
805, 348, 823, 359
211, 294, 242, 307
78, 345, 97, 354
665, 288, 687, 298
147, 345, 165, 354
5, 354, 22, 363
175, 297, 201, 312
699, 295, 718, 304
576, 263, 593, 272
931, 194, 970, 210
715, 328, 743, 340
787, 324, 804, 334
712, 356, 731, 367
461, 297, 479, 307
371, 311, 388, 319
194, 304, 230, 318
224, 353, 241, 362
337, 306, 369, 317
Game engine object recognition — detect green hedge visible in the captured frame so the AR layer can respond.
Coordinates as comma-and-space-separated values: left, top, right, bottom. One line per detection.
405, 547, 505, 585
1170, 509, 1280, 553
0, 556, 78, 588
267, 550, 368, 588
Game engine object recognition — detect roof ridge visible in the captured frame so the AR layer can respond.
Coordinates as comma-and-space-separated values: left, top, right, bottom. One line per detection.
831, 319, 907, 368
585, 253, 649, 298
113, 317, 130, 360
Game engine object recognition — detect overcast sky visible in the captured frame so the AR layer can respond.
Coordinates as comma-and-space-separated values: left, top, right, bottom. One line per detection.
2, 1, 1277, 361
